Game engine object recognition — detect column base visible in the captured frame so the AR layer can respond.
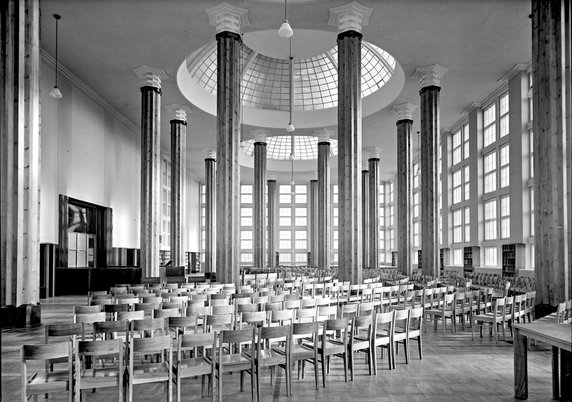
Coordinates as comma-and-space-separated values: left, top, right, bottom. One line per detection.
0, 303, 41, 328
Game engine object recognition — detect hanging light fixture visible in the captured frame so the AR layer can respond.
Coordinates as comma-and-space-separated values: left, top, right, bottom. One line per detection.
278, 0, 294, 38
49, 14, 63, 99
286, 38, 295, 133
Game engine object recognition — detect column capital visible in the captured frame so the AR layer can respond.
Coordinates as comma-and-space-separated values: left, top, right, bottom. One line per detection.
267, 174, 276, 181
367, 147, 382, 160
327, 1, 373, 34
412, 64, 448, 89
314, 128, 334, 143
133, 66, 169, 88
165, 104, 192, 122
206, 2, 250, 34
251, 129, 269, 144
205, 149, 217, 160
391, 102, 418, 122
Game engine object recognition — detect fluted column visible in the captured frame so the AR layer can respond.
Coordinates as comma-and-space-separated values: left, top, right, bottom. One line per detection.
316, 129, 332, 271
362, 169, 370, 269
309, 180, 319, 267
1, 0, 41, 315
413, 64, 446, 277
267, 178, 277, 268
532, 0, 571, 305
368, 151, 381, 272
252, 130, 267, 268
393, 103, 417, 276
329, 2, 372, 284
165, 104, 190, 267
204, 150, 217, 274
207, 3, 250, 285
134, 66, 168, 278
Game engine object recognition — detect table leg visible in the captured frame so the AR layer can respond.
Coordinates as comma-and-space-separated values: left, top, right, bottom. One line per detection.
514, 327, 528, 399
561, 349, 572, 401
552, 346, 559, 400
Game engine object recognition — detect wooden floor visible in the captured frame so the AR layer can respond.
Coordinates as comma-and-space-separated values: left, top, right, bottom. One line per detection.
1, 296, 555, 401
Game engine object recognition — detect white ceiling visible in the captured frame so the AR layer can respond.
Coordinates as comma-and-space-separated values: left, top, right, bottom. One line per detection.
39, 0, 532, 183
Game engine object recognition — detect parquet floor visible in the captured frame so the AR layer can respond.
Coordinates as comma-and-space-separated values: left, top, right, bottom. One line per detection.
1, 296, 555, 401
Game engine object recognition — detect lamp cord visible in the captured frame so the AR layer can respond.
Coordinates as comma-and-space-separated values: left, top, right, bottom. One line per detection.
54, 15, 59, 86
284, 0, 288, 20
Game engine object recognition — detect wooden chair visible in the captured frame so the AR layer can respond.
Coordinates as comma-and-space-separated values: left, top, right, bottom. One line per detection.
126, 335, 173, 402
372, 311, 394, 373
407, 307, 423, 360
286, 321, 320, 392
392, 308, 410, 368
168, 316, 198, 338
74, 338, 124, 401
524, 291, 536, 322
117, 310, 145, 323
240, 311, 267, 329
21, 341, 73, 402
103, 303, 129, 321
296, 307, 317, 323
204, 314, 234, 333
154, 307, 181, 319
254, 325, 292, 399
131, 317, 168, 338
359, 302, 375, 317
318, 318, 349, 387
340, 303, 359, 320
174, 332, 215, 402
425, 293, 456, 335
348, 315, 373, 380
214, 327, 256, 402
94, 319, 130, 342
73, 305, 103, 315
472, 296, 507, 343
74, 312, 106, 341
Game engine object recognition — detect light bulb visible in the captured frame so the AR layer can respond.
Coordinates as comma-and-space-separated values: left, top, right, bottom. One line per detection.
50, 85, 62, 99
278, 20, 293, 38
286, 123, 295, 132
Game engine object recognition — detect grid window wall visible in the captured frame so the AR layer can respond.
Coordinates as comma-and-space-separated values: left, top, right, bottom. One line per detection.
484, 246, 498, 267
240, 185, 254, 264
484, 152, 497, 194
452, 169, 462, 204
332, 184, 339, 264
484, 199, 497, 241
452, 209, 463, 243
452, 248, 463, 266
500, 195, 510, 239
160, 157, 171, 250
200, 184, 206, 262
379, 183, 386, 262
278, 184, 309, 265
500, 144, 510, 188
483, 103, 497, 147
464, 207, 471, 243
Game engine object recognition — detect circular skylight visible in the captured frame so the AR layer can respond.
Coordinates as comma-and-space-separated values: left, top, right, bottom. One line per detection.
241, 136, 338, 160
188, 40, 395, 112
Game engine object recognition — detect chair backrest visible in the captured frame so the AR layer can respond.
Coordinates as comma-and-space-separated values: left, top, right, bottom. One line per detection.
257, 325, 291, 352
359, 301, 375, 316
341, 303, 359, 319
117, 296, 139, 306
94, 319, 129, 340
154, 308, 180, 319
351, 315, 373, 338
117, 310, 145, 322
265, 301, 283, 312
241, 311, 267, 328
131, 317, 167, 337
393, 308, 410, 333
129, 335, 172, 364
204, 314, 233, 333
209, 298, 229, 306
178, 332, 215, 361
212, 304, 234, 316
73, 305, 103, 315
557, 302, 567, 324
296, 307, 317, 323
374, 311, 394, 334
323, 318, 349, 346
45, 322, 84, 344
74, 312, 106, 325
317, 305, 338, 322
292, 321, 319, 341
409, 307, 423, 331
270, 309, 294, 326
21, 341, 73, 396
75, 338, 123, 372
169, 316, 198, 335
103, 303, 129, 314
218, 327, 256, 356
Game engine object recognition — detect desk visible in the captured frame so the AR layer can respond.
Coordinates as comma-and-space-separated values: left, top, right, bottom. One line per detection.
514, 322, 572, 400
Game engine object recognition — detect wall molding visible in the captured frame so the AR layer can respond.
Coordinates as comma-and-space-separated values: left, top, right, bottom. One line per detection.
41, 49, 139, 134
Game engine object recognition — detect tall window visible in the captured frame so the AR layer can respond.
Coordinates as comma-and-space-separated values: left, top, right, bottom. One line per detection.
500, 144, 510, 188
484, 199, 497, 241
483, 103, 497, 147
452, 209, 462, 243
463, 165, 470, 200
452, 169, 462, 204
452, 248, 463, 266
500, 195, 510, 239
499, 93, 509, 138
484, 246, 498, 267
413, 221, 419, 247
484, 152, 497, 193
240, 184, 253, 264
200, 185, 206, 263
332, 184, 339, 263
278, 184, 308, 265
160, 157, 171, 250
464, 207, 471, 243
452, 130, 462, 165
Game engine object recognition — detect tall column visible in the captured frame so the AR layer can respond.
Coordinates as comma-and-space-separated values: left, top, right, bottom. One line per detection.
532, 0, 571, 304
413, 64, 447, 277
316, 129, 333, 271
207, 3, 250, 285
204, 150, 217, 274
361, 168, 370, 269
165, 104, 190, 267
393, 103, 417, 276
1, 0, 41, 319
252, 130, 267, 268
329, 2, 372, 284
368, 151, 381, 272
309, 180, 319, 267
133, 66, 168, 279
267, 178, 277, 268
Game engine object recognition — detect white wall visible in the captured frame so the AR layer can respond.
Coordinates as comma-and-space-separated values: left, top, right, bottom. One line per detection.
39, 60, 200, 252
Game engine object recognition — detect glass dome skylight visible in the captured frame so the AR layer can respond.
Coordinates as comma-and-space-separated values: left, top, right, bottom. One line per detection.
241, 136, 338, 160
188, 40, 395, 112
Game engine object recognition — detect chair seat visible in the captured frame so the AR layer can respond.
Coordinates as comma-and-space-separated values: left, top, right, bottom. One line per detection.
257, 349, 287, 367
319, 340, 345, 355
175, 357, 212, 376
408, 329, 420, 338
26, 371, 70, 393
217, 353, 252, 369
131, 362, 170, 382
393, 330, 407, 342
78, 368, 121, 389
350, 338, 370, 351
287, 344, 315, 360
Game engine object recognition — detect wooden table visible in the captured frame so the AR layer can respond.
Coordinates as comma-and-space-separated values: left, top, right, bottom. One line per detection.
513, 322, 572, 400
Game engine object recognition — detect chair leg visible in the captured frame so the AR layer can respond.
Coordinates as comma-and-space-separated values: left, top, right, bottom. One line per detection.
343, 352, 348, 383
313, 357, 319, 390
372, 345, 377, 375
418, 337, 423, 359
321, 353, 326, 388
256, 365, 260, 402
349, 349, 354, 381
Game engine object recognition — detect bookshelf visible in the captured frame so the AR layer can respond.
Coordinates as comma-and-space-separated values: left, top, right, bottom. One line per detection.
502, 243, 524, 277
463, 246, 480, 275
